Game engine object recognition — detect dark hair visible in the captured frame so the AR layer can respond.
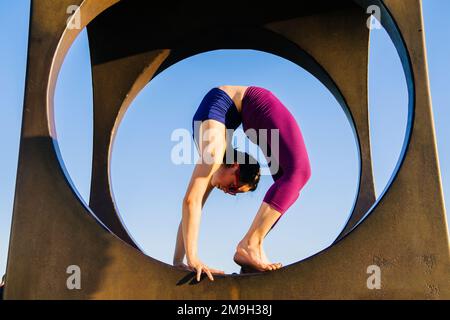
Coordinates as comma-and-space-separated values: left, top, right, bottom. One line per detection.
223, 148, 260, 192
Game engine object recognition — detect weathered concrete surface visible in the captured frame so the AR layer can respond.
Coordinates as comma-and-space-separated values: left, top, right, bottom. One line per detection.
4, 0, 449, 299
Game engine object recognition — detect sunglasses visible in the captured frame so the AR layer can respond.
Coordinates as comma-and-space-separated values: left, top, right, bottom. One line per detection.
223, 165, 241, 196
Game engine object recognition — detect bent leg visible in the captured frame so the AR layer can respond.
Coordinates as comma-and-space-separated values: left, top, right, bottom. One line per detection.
234, 202, 283, 272
264, 164, 312, 232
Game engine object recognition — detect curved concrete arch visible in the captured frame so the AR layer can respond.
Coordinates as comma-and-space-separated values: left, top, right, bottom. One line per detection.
4, 0, 449, 299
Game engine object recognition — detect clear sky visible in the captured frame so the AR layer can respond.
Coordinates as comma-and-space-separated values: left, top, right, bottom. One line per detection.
0, 1, 449, 275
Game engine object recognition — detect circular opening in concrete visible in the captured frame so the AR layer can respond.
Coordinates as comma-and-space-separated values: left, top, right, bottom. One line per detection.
110, 49, 359, 274
51, 1, 412, 271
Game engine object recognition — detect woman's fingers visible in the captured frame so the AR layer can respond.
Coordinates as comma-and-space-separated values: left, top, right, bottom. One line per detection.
204, 267, 214, 281
193, 265, 217, 281
209, 268, 225, 274
196, 266, 203, 282
187, 260, 224, 281
200, 265, 214, 281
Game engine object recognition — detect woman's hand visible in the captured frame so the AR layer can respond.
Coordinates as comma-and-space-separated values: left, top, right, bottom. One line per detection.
187, 257, 225, 281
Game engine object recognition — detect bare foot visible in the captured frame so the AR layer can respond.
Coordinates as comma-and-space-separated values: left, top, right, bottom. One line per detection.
260, 246, 281, 269
233, 242, 282, 273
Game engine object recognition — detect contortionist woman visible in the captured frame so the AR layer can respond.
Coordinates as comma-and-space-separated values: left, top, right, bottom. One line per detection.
173, 85, 312, 281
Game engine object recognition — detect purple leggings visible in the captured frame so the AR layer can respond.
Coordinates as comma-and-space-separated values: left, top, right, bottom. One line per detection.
242, 86, 311, 220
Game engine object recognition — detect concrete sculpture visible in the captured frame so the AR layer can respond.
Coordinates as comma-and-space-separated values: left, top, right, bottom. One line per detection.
4, 0, 449, 299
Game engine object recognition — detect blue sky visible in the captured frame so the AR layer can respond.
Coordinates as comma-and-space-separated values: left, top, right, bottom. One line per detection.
0, 1, 449, 275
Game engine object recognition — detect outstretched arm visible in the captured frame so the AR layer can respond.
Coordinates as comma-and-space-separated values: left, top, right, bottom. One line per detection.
175, 119, 227, 281
173, 183, 213, 266
181, 159, 222, 281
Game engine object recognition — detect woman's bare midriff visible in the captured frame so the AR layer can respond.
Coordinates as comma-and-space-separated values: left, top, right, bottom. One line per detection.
217, 85, 250, 113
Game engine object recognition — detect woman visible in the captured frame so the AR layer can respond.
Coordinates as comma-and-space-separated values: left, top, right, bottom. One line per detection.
173, 85, 312, 281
